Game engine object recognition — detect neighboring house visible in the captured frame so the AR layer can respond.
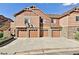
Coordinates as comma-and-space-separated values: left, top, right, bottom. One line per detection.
12, 6, 79, 39
0, 15, 13, 37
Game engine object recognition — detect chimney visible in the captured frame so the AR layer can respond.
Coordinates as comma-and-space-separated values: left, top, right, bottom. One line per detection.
30, 5, 38, 10
24, 7, 32, 12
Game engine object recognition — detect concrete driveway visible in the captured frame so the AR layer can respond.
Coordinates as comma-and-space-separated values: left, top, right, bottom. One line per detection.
0, 37, 79, 54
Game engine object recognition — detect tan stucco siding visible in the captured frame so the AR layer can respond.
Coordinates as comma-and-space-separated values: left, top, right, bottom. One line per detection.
32, 9, 51, 29
30, 16, 40, 27
4, 29, 11, 37
10, 22, 15, 34
60, 16, 69, 27
15, 11, 39, 27
60, 12, 79, 27
68, 12, 79, 26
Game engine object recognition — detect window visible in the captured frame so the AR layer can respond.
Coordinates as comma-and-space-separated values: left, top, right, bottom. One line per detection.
25, 18, 28, 24
51, 19, 56, 24
40, 17, 43, 23
54, 20, 56, 24
24, 17, 31, 27
51, 19, 53, 23
76, 16, 79, 21
24, 17, 30, 24
43, 20, 47, 24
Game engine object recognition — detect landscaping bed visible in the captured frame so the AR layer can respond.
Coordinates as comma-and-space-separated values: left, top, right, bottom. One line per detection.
0, 37, 8, 43
0, 37, 16, 47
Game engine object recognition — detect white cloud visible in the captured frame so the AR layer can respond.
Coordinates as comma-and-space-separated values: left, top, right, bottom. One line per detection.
62, 3, 78, 6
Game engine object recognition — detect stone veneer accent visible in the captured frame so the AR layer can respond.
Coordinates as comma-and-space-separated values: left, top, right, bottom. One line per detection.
60, 27, 68, 38
68, 26, 79, 39
61, 26, 79, 39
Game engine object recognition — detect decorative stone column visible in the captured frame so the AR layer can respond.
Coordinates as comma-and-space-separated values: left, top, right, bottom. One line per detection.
27, 28, 29, 38
38, 28, 40, 38
48, 29, 52, 37
15, 28, 18, 38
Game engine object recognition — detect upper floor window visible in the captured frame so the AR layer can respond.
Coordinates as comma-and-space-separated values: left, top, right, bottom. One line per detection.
51, 19, 53, 23
24, 17, 31, 27
76, 16, 79, 21
40, 17, 43, 23
51, 19, 56, 24
24, 17, 30, 24
43, 20, 47, 24
25, 18, 28, 24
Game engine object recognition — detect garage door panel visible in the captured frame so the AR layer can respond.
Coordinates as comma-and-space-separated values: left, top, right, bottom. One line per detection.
43, 31, 48, 37
30, 30, 38, 37
52, 31, 60, 37
18, 30, 28, 37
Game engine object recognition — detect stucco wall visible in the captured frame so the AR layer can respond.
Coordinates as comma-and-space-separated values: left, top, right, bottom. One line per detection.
68, 12, 79, 26
60, 15, 69, 27
15, 11, 40, 28
59, 15, 69, 38
31, 9, 51, 29
4, 29, 11, 38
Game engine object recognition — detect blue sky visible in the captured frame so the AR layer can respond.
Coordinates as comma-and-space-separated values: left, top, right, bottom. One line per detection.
0, 3, 79, 20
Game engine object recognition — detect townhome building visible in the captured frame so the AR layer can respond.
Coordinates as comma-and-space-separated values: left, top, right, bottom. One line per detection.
11, 6, 79, 39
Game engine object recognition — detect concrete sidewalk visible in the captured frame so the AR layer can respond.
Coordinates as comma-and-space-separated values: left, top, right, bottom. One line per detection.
0, 37, 79, 54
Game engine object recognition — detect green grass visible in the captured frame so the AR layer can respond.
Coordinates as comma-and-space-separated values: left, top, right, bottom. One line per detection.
75, 32, 79, 41
0, 37, 7, 43
0, 32, 3, 38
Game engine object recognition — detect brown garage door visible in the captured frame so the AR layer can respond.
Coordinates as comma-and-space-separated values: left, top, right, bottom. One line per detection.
52, 31, 60, 37
43, 31, 48, 37
29, 30, 38, 37
18, 30, 28, 37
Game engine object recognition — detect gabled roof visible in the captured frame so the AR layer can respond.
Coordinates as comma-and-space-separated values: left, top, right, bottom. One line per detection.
0, 15, 13, 22
61, 6, 79, 17
14, 6, 79, 19
14, 8, 33, 17
14, 5, 51, 20
47, 14, 62, 19
48, 6, 79, 19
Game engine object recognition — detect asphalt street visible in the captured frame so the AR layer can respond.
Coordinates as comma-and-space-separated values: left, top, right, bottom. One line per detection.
37, 51, 79, 55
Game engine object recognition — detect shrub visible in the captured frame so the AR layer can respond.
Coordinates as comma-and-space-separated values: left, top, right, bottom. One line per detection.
0, 32, 3, 38
75, 32, 79, 40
